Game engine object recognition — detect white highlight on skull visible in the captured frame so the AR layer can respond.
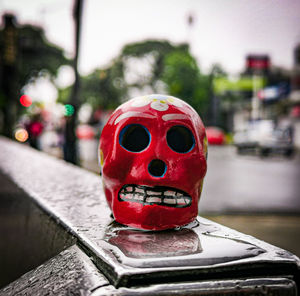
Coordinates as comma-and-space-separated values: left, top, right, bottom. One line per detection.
162, 114, 190, 121
114, 111, 156, 125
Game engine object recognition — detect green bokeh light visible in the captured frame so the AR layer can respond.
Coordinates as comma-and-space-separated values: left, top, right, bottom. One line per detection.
64, 104, 75, 116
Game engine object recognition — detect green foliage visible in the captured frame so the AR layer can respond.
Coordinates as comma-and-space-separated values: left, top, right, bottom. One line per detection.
0, 23, 70, 89
81, 59, 126, 109
121, 40, 210, 115
18, 25, 69, 85
122, 39, 188, 58
0, 15, 69, 136
58, 39, 211, 117
57, 59, 126, 110
161, 50, 209, 115
57, 86, 71, 104
121, 40, 189, 91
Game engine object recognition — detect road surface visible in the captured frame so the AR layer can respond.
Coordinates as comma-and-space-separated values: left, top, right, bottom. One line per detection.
200, 146, 300, 214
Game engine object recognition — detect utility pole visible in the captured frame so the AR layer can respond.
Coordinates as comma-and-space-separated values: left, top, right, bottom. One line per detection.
246, 55, 270, 121
64, 0, 83, 164
251, 75, 260, 120
1, 14, 18, 138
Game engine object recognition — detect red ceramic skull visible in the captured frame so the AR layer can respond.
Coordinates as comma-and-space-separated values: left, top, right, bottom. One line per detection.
99, 94, 207, 231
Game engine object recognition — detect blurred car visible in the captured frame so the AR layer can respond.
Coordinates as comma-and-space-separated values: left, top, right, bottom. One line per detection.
206, 126, 225, 145
259, 126, 294, 157
76, 124, 95, 140
234, 120, 294, 157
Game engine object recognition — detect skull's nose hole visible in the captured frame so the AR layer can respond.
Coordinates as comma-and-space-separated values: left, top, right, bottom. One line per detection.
148, 159, 167, 178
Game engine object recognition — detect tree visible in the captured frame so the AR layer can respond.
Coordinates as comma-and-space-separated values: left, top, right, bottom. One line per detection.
121, 40, 210, 117
58, 59, 126, 111
0, 14, 69, 137
58, 39, 211, 125
161, 50, 209, 117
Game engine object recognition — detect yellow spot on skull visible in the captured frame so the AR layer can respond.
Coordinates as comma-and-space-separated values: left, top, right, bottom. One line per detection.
199, 181, 204, 195
203, 136, 208, 160
100, 149, 104, 166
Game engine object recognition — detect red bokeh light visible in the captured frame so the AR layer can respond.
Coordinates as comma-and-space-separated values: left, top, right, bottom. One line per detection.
19, 95, 32, 107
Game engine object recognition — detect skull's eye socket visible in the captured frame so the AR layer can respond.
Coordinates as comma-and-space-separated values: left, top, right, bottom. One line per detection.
119, 124, 150, 152
167, 125, 195, 153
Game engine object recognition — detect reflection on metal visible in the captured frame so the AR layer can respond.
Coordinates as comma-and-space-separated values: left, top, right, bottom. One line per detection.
102, 220, 264, 268
0, 137, 299, 295
107, 227, 202, 259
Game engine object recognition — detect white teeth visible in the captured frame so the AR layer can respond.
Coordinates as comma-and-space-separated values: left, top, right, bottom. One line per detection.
147, 191, 162, 195
146, 197, 162, 203
164, 198, 176, 204
135, 187, 144, 194
126, 193, 133, 199
135, 195, 144, 201
177, 198, 185, 205
120, 186, 191, 207
165, 190, 176, 196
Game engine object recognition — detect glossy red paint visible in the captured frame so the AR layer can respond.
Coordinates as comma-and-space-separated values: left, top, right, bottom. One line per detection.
99, 95, 207, 231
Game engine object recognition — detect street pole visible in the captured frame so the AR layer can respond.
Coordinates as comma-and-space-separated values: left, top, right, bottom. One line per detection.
251, 75, 260, 121
64, 0, 83, 164
1, 14, 18, 138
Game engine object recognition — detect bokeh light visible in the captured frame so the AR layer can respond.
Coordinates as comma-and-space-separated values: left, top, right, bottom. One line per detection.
15, 128, 29, 142
64, 104, 75, 116
19, 95, 32, 107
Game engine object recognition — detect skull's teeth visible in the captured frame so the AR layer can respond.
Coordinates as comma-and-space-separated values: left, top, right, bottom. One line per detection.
135, 187, 145, 194
177, 198, 186, 205
120, 186, 191, 207
135, 194, 144, 201
125, 193, 133, 199
164, 198, 176, 204
146, 191, 162, 196
146, 197, 162, 203
165, 190, 176, 196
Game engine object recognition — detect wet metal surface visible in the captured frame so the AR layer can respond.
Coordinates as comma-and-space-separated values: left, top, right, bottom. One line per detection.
204, 214, 300, 258
0, 245, 109, 296
98, 219, 300, 287
0, 137, 299, 293
92, 277, 297, 296
103, 220, 265, 268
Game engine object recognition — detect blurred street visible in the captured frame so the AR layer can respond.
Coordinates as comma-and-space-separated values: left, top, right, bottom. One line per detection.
201, 145, 300, 214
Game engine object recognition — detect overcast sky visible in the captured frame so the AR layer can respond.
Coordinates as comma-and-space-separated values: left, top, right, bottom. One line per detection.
1, 0, 300, 77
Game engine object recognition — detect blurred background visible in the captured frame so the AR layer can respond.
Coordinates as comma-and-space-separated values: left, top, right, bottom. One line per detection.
0, 0, 300, 256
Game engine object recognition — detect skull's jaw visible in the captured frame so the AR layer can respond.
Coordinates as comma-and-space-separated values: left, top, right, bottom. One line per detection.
118, 184, 192, 208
